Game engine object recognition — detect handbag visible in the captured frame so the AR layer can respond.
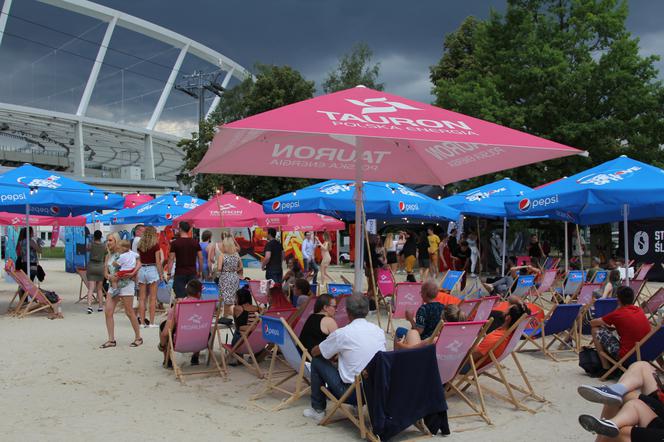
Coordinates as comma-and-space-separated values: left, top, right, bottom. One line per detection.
43, 290, 59, 304
579, 347, 603, 375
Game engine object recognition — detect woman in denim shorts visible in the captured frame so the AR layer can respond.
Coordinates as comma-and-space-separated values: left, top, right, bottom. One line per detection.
137, 226, 164, 327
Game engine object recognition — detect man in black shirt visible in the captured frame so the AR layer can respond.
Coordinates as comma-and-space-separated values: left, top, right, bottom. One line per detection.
262, 228, 284, 283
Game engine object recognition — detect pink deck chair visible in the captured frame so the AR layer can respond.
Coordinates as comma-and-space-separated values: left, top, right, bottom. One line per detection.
641, 287, 664, 323
222, 316, 269, 378
627, 279, 647, 301
458, 299, 480, 318
6, 264, 60, 318
516, 255, 531, 266
388, 282, 422, 333
635, 263, 654, 280
376, 268, 395, 297
472, 296, 499, 322
434, 320, 492, 424
167, 299, 225, 383
535, 269, 558, 303
334, 295, 350, 328
248, 279, 270, 306
293, 296, 316, 337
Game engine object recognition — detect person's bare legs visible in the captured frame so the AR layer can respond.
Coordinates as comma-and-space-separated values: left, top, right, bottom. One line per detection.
615, 361, 658, 393
319, 263, 327, 287
96, 281, 104, 310
121, 295, 142, 342
138, 283, 147, 325
582, 398, 656, 440
148, 282, 157, 324
104, 295, 118, 342
86, 280, 95, 308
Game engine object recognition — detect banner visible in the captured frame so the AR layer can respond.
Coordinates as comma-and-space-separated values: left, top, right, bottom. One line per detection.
50, 224, 60, 248
624, 219, 664, 282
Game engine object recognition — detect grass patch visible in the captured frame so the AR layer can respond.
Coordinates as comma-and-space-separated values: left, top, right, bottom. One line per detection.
40, 247, 65, 259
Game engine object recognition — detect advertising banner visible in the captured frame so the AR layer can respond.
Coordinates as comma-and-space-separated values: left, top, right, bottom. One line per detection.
624, 219, 664, 282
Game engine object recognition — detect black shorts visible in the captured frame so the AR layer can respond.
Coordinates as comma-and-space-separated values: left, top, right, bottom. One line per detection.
631, 419, 664, 442
418, 256, 430, 268
386, 251, 397, 264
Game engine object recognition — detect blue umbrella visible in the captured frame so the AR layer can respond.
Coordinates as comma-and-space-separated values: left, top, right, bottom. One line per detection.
107, 193, 206, 226
0, 164, 123, 280
440, 178, 539, 275
504, 156, 664, 280
263, 180, 459, 221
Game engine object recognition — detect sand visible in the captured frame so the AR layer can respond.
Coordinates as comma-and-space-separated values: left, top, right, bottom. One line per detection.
1, 259, 660, 441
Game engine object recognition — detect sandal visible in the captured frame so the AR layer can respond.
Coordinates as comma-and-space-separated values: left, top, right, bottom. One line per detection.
100, 340, 116, 349
130, 337, 143, 347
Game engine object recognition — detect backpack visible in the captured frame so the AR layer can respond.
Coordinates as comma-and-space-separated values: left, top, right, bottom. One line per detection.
579, 347, 603, 375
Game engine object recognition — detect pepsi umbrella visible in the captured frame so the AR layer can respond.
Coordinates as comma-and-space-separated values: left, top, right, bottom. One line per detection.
263, 180, 459, 221
505, 156, 664, 281
0, 164, 123, 279
108, 193, 206, 226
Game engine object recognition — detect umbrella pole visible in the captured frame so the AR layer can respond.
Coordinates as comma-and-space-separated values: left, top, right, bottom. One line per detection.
476, 218, 481, 274
25, 203, 30, 282
576, 224, 584, 271
353, 181, 364, 290
564, 222, 569, 274
361, 203, 381, 328
501, 217, 507, 276
623, 204, 630, 285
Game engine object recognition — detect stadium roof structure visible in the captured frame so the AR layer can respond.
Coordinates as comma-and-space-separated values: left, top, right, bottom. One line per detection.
0, 0, 252, 192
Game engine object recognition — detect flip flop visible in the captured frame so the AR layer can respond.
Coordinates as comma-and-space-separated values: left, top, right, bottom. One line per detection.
130, 338, 143, 347
100, 340, 116, 349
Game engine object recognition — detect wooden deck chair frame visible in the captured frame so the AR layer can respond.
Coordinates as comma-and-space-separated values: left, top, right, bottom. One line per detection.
599, 325, 664, 381
641, 287, 664, 324
455, 315, 546, 414
440, 270, 465, 295
251, 316, 312, 411
166, 300, 227, 383
628, 279, 649, 304
6, 267, 59, 318
222, 317, 267, 378
517, 303, 583, 361
437, 319, 494, 425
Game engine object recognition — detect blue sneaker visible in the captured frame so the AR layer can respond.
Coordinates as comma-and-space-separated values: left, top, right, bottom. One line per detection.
577, 385, 623, 407
578, 415, 619, 437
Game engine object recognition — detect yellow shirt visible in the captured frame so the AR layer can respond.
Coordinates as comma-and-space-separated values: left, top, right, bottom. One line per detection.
427, 234, 440, 254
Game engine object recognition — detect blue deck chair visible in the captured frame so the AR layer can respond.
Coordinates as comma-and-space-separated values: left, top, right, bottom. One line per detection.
517, 303, 583, 361
239, 279, 249, 289
600, 325, 664, 381
326, 283, 353, 297
251, 315, 312, 411
441, 270, 464, 293
592, 271, 608, 284
592, 298, 618, 319
509, 275, 536, 299
555, 270, 585, 298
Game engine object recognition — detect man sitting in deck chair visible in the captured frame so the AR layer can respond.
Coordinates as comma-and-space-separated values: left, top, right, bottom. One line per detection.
158, 279, 205, 368
393, 281, 444, 346
302, 294, 386, 422
591, 286, 651, 374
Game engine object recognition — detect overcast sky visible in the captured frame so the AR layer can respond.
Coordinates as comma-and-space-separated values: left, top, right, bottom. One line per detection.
0, 0, 661, 136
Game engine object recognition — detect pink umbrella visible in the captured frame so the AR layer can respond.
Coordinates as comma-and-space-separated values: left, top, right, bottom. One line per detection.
194, 86, 583, 286
281, 213, 345, 232
124, 193, 153, 208
175, 193, 286, 228
0, 213, 85, 226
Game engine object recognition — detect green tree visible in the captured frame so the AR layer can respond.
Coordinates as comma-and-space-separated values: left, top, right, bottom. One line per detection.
323, 42, 384, 93
179, 64, 316, 200
431, 0, 664, 193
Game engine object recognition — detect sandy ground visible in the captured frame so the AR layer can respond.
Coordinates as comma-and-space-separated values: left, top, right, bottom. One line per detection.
1, 259, 661, 442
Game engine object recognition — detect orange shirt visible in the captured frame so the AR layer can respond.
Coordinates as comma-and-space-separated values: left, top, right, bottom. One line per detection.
434, 291, 461, 305
475, 328, 510, 368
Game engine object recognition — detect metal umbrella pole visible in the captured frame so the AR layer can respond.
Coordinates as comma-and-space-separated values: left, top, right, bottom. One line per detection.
501, 217, 507, 276
623, 204, 630, 285
564, 222, 569, 274
25, 203, 30, 282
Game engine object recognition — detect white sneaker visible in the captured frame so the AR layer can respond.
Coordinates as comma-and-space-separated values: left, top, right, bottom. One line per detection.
303, 407, 325, 422
149, 324, 159, 328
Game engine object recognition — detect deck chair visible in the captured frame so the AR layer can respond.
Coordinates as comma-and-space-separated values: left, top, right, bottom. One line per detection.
6, 266, 60, 318
592, 270, 608, 284
75, 267, 102, 304
387, 282, 422, 333
635, 263, 654, 281
641, 288, 664, 323
335, 295, 351, 328
251, 315, 312, 411
542, 256, 553, 270
518, 303, 583, 361
440, 270, 464, 294
248, 279, 271, 306
627, 279, 648, 302
166, 299, 226, 383
458, 296, 499, 322
592, 298, 618, 319
509, 275, 536, 299
435, 320, 493, 424
556, 270, 585, 299
222, 316, 268, 378
319, 374, 376, 441
600, 324, 664, 381
327, 283, 353, 297
535, 269, 558, 303
516, 255, 531, 266
455, 315, 546, 414
293, 296, 316, 337
376, 268, 395, 298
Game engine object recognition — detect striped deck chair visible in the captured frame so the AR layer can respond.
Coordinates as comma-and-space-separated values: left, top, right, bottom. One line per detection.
435, 319, 493, 424
166, 299, 226, 383
251, 315, 312, 411
518, 304, 583, 361
440, 270, 464, 295
455, 314, 546, 414
641, 287, 664, 324
600, 324, 664, 381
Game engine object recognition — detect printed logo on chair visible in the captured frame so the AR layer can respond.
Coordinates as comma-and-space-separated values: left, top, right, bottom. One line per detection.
261, 316, 285, 345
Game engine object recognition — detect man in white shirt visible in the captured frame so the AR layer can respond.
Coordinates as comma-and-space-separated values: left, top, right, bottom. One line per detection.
131, 224, 145, 253
303, 294, 386, 421
301, 231, 319, 284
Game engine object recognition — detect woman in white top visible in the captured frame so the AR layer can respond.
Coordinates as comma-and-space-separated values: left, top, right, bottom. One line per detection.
384, 232, 398, 273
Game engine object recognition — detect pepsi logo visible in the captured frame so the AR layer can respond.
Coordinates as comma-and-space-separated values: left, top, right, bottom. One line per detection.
272, 201, 281, 211
399, 201, 406, 212
165, 213, 172, 220
50, 206, 60, 215
518, 198, 531, 212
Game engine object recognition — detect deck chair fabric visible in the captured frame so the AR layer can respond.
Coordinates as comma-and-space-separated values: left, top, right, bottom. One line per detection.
518, 304, 583, 361
641, 288, 664, 323
222, 316, 268, 378
509, 275, 536, 298
252, 316, 312, 410
578, 284, 602, 305
592, 298, 618, 319
293, 296, 316, 337
458, 299, 480, 319
537, 270, 558, 296
441, 270, 464, 293
248, 279, 270, 306
557, 270, 585, 298
516, 256, 531, 266
167, 299, 226, 382
327, 283, 353, 297
6, 266, 60, 318
600, 325, 664, 381
635, 263, 654, 281
363, 346, 448, 440
376, 268, 395, 298
592, 271, 609, 284
334, 295, 351, 328
392, 282, 422, 319
627, 279, 647, 301
472, 296, 499, 322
